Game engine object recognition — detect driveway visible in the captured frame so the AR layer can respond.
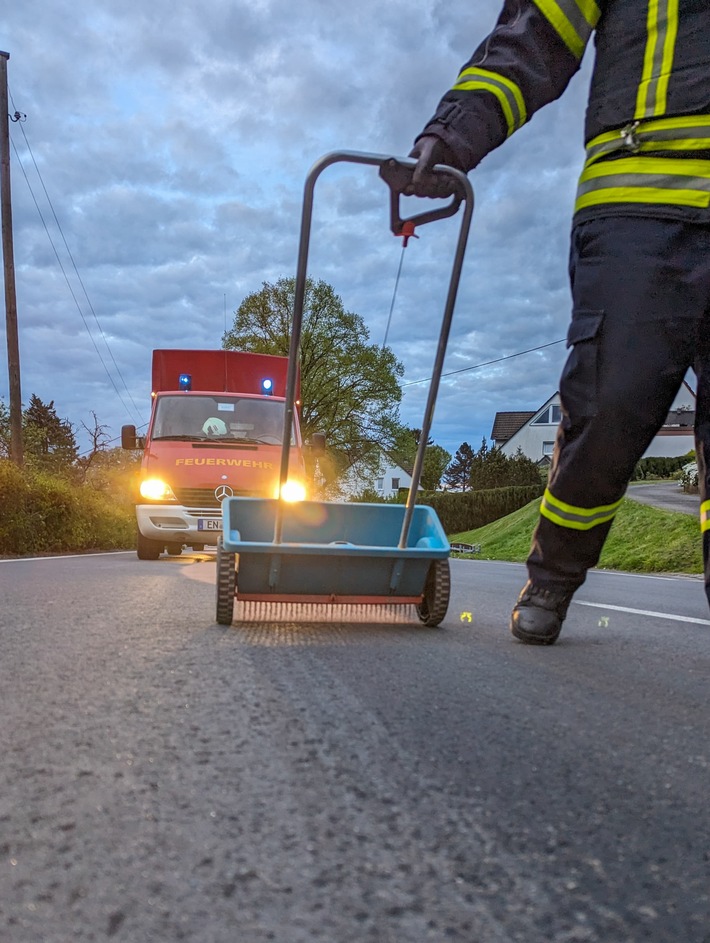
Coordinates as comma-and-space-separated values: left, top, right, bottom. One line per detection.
626, 480, 700, 516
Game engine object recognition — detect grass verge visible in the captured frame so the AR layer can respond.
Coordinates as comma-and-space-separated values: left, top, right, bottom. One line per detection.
451, 497, 703, 575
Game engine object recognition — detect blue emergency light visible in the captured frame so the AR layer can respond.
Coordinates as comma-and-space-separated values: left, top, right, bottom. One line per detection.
178, 373, 192, 391
261, 377, 274, 396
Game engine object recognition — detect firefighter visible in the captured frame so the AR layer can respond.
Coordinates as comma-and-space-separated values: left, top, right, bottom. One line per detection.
409, 1, 710, 644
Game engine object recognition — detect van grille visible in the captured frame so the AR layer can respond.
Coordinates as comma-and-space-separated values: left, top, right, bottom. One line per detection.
174, 487, 259, 508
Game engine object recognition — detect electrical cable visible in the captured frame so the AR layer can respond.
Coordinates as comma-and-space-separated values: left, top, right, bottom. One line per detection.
402, 337, 566, 388
9, 134, 142, 424
9, 91, 144, 423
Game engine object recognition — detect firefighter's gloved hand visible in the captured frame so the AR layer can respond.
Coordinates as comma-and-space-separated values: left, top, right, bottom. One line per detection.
407, 135, 462, 198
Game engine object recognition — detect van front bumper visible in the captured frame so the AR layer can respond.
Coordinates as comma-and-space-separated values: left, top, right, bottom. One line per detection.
136, 504, 223, 546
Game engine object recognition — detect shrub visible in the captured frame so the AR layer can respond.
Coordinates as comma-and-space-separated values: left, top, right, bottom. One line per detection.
0, 460, 135, 555
631, 453, 694, 481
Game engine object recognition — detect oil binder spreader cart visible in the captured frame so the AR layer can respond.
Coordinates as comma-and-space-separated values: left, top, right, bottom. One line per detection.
216, 151, 473, 627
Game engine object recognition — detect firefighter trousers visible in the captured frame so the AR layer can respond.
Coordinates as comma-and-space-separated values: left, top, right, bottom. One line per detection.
527, 216, 710, 609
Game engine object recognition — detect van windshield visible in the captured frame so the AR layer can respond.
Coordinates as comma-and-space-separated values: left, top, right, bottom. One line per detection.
150, 394, 297, 444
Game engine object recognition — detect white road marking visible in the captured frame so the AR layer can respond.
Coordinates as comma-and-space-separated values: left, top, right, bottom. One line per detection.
575, 600, 710, 626
0, 551, 134, 563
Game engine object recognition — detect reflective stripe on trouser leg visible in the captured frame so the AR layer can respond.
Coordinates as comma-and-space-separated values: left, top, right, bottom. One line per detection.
701, 500, 710, 533
527, 489, 621, 591
540, 488, 622, 530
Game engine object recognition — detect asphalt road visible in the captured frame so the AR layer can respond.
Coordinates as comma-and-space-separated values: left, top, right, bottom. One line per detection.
626, 480, 700, 515
1, 551, 709, 943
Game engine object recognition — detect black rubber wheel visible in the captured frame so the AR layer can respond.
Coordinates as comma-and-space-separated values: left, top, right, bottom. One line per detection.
136, 530, 161, 561
191, 543, 205, 552
215, 539, 236, 626
166, 543, 183, 556
416, 559, 450, 627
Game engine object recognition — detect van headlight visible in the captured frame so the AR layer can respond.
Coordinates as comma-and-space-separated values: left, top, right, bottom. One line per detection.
139, 478, 177, 501
275, 480, 307, 503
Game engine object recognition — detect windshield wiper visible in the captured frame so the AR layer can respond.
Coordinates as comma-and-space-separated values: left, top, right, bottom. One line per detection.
151, 434, 209, 441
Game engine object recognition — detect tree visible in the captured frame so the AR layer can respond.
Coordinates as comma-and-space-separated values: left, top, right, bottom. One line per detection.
509, 447, 546, 486
421, 443, 452, 491
469, 437, 543, 490
23, 394, 78, 475
443, 441, 475, 491
223, 277, 405, 488
387, 426, 450, 492
75, 411, 112, 483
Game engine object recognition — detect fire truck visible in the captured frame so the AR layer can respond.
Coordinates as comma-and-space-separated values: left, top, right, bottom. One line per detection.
122, 349, 315, 559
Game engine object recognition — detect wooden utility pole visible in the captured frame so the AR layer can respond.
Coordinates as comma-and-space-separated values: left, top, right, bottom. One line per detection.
0, 50, 23, 465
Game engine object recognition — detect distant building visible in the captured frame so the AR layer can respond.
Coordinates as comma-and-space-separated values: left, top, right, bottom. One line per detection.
491, 381, 696, 465
337, 450, 419, 499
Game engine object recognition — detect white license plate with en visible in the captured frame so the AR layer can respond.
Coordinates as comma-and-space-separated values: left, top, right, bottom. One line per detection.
197, 518, 222, 531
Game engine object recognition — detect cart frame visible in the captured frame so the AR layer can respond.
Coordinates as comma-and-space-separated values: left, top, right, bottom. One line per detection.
216, 151, 473, 627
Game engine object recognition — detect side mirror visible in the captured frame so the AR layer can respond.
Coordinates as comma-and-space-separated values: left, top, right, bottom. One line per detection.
308, 432, 326, 456
121, 425, 145, 450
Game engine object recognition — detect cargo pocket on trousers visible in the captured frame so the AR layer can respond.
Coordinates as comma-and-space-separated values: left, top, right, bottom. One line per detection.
560, 309, 604, 420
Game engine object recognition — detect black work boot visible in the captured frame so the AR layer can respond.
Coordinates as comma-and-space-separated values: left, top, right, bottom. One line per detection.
510, 581, 574, 645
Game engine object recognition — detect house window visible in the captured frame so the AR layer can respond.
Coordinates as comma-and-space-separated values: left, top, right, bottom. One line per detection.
532, 404, 561, 425
375, 477, 384, 491
543, 441, 555, 456
391, 477, 400, 491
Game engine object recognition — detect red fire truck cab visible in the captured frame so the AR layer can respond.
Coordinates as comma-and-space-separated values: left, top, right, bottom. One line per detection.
122, 349, 313, 560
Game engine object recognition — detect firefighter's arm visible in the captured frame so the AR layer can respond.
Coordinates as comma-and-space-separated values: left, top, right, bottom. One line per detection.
413, 0, 599, 182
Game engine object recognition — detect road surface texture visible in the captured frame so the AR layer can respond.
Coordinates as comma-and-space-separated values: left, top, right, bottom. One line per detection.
1, 551, 709, 942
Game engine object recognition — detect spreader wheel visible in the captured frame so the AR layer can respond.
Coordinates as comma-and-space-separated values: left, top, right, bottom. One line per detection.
416, 559, 450, 627
215, 539, 237, 626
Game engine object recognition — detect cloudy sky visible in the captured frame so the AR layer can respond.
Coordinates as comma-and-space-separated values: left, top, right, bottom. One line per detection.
2, 0, 596, 459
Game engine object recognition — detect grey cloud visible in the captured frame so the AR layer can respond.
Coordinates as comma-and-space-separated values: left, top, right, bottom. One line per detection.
3, 0, 595, 451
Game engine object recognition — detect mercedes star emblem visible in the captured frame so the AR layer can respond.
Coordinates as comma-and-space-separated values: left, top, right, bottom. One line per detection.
214, 484, 234, 501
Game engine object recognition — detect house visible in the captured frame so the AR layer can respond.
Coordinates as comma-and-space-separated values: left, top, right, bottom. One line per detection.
492, 380, 696, 465
492, 394, 561, 466
337, 451, 418, 500
643, 403, 695, 457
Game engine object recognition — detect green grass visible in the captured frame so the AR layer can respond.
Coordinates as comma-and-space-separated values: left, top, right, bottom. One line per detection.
451, 497, 703, 575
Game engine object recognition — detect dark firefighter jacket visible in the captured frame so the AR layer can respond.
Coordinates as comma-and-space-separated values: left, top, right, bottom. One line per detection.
418, 0, 710, 223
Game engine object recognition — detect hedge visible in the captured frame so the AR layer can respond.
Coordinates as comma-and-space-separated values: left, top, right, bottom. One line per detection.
391, 484, 545, 535
631, 454, 694, 480
0, 460, 135, 555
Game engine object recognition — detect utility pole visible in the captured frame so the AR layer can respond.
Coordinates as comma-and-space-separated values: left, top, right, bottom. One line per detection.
0, 50, 22, 465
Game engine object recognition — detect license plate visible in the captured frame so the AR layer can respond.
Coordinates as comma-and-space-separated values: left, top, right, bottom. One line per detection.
197, 518, 222, 531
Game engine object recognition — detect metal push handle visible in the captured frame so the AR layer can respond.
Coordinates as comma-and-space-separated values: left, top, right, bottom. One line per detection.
274, 151, 474, 548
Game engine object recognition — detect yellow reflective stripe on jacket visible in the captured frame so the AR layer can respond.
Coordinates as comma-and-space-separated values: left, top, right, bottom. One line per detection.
636, 0, 680, 119
585, 115, 710, 167
531, 0, 600, 61
575, 156, 710, 213
452, 67, 527, 137
701, 501, 710, 534
540, 488, 622, 531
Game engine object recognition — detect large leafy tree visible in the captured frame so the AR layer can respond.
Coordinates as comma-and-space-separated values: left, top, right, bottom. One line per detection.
443, 441, 476, 491
223, 277, 405, 486
23, 394, 78, 474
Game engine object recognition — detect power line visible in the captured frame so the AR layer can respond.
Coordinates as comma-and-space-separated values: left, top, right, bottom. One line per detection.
402, 337, 566, 388
8, 93, 143, 424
